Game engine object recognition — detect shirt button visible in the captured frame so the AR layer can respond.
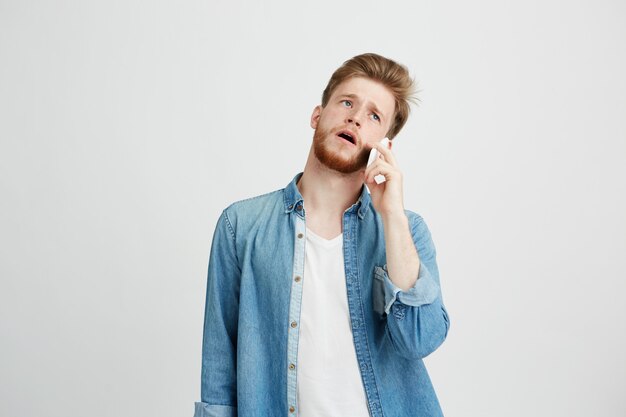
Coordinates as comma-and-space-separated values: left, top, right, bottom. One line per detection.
289, 363, 296, 370
290, 321, 297, 328
294, 276, 301, 282
289, 406, 295, 413
296, 203, 303, 211
297, 233, 303, 239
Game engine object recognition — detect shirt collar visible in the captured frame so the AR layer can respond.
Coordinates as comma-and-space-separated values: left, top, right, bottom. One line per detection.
283, 173, 305, 214
283, 172, 371, 220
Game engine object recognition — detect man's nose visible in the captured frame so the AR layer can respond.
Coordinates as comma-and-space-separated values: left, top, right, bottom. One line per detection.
346, 108, 363, 128
347, 117, 361, 128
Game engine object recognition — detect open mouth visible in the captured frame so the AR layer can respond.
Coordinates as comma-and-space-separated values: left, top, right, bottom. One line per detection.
337, 132, 356, 145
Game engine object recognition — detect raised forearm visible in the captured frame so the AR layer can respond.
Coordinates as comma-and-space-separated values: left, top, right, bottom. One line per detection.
381, 211, 420, 291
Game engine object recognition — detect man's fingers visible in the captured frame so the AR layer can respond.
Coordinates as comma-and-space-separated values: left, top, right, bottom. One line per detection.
373, 141, 397, 166
365, 159, 397, 183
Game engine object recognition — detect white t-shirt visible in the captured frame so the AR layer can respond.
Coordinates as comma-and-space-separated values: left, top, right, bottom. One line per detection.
296, 228, 370, 417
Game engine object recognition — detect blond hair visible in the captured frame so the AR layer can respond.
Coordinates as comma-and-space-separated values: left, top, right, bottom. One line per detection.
321, 53, 417, 139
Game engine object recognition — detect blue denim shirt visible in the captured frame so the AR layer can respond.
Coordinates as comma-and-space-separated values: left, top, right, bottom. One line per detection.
194, 173, 450, 417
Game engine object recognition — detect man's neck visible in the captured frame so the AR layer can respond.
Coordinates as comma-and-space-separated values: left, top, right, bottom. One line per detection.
296, 148, 365, 238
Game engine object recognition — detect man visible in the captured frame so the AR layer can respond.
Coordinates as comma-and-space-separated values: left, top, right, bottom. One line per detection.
194, 53, 450, 417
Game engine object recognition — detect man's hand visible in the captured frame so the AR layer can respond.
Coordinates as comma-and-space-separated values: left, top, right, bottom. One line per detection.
363, 141, 405, 216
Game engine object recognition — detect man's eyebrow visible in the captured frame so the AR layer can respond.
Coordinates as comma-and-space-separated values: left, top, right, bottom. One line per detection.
370, 103, 385, 120
338, 93, 386, 120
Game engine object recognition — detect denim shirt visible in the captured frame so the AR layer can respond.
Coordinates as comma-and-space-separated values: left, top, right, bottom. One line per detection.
194, 173, 450, 417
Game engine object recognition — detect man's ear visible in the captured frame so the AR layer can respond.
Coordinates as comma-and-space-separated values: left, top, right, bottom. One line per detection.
388, 139, 393, 150
310, 105, 322, 129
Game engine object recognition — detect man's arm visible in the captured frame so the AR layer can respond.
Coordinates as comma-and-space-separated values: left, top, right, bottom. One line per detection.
381, 211, 420, 291
194, 210, 239, 417
365, 142, 450, 360
379, 213, 450, 360
364, 142, 423, 293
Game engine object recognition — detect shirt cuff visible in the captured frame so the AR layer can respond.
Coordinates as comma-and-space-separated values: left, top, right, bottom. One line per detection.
194, 402, 236, 417
375, 263, 440, 315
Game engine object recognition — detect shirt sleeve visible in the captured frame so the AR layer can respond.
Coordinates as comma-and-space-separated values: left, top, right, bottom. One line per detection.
195, 209, 240, 414
378, 260, 440, 315
378, 212, 450, 360
194, 402, 236, 417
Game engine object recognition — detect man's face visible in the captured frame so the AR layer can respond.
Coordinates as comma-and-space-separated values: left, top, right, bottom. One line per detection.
311, 77, 396, 174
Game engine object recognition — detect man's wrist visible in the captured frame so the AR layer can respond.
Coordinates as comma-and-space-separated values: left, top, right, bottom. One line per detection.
381, 209, 409, 226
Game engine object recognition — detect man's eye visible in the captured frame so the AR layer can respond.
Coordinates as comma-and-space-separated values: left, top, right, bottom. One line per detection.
341, 100, 352, 107
371, 113, 380, 122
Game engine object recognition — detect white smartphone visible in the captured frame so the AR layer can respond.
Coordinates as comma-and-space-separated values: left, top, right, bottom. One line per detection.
367, 137, 390, 184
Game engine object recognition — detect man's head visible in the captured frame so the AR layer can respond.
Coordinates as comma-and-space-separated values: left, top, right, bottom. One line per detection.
310, 53, 416, 174
321, 53, 416, 140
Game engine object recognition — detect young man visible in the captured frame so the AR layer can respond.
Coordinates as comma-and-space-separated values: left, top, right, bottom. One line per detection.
194, 53, 450, 417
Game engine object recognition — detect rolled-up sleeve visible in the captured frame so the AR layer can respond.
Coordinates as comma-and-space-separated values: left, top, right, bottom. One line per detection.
380, 212, 450, 359
378, 261, 440, 315
194, 402, 236, 417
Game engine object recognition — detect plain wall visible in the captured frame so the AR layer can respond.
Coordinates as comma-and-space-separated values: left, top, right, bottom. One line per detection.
1, 0, 625, 416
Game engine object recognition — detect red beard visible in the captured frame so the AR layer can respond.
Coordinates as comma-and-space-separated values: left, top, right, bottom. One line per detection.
313, 126, 370, 174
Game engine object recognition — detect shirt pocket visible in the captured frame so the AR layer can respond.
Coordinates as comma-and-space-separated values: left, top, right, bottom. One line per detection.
372, 265, 387, 317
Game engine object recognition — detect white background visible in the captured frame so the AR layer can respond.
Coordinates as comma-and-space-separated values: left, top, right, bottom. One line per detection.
1, 1, 625, 416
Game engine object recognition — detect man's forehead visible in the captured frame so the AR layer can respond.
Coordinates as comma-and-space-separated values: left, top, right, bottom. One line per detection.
334, 78, 387, 94
334, 78, 393, 101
